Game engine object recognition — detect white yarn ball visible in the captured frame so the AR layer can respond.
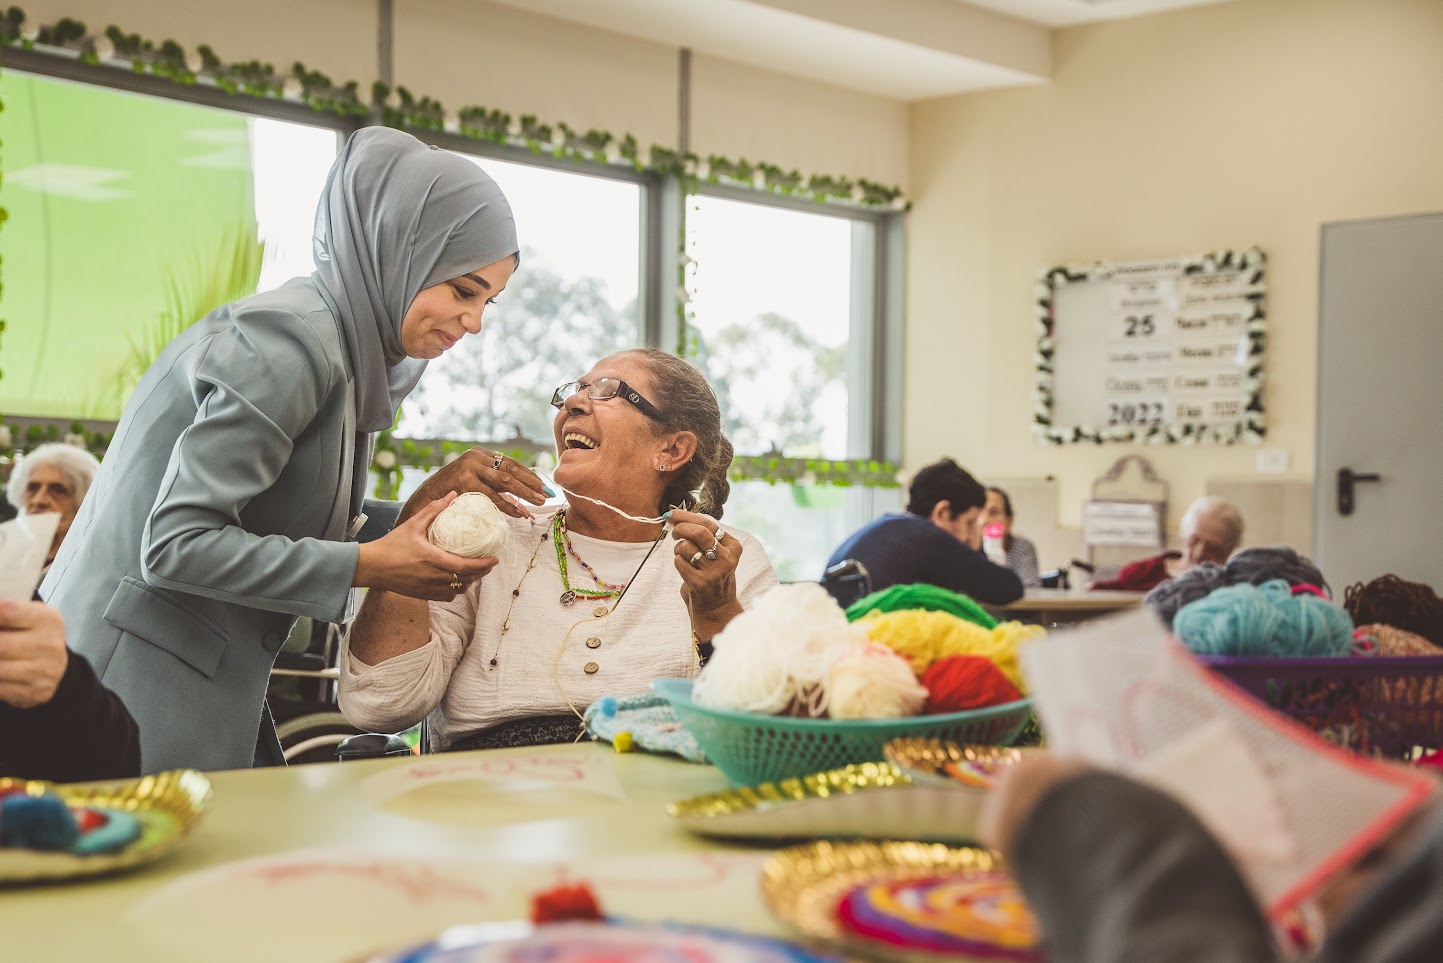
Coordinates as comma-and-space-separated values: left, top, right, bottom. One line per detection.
427, 492, 508, 558
694, 582, 860, 715
825, 642, 927, 720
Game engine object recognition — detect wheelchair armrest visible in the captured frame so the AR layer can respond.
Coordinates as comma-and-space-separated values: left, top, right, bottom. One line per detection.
335, 732, 414, 761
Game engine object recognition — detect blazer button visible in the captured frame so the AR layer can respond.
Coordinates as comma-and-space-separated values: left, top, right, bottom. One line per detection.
585, 637, 602, 649
262, 631, 283, 653
583, 662, 599, 674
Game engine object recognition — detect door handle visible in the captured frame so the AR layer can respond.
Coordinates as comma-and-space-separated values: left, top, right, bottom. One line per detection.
1337, 467, 1381, 517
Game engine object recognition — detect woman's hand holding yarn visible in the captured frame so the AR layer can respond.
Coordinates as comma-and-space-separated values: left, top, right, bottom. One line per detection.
427, 492, 509, 558
356, 492, 498, 600
404, 448, 549, 522
670, 509, 742, 632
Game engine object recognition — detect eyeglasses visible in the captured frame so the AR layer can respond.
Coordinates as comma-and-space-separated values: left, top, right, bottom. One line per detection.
550, 377, 664, 421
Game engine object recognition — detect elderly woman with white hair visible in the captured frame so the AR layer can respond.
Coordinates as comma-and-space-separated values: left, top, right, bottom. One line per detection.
6, 443, 102, 572
1091, 495, 1245, 592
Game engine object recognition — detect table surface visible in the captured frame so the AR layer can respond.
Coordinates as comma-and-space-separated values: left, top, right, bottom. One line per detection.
7, 744, 821, 962
1000, 588, 1146, 612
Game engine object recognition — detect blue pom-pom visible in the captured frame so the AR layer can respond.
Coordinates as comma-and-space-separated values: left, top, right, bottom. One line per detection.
596, 696, 619, 717
1174, 579, 1354, 657
0, 795, 80, 850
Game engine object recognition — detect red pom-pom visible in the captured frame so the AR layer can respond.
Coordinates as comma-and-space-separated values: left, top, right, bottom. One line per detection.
530, 881, 604, 924
921, 655, 1023, 714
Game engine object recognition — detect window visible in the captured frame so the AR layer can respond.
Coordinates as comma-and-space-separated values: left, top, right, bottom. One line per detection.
0, 70, 337, 419
684, 190, 895, 580
397, 158, 644, 447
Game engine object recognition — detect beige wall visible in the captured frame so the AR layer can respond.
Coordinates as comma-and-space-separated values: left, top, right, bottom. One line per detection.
906, 0, 1443, 537
22, 0, 908, 188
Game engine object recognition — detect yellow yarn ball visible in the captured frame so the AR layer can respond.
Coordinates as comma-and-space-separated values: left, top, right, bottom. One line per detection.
858, 609, 1044, 692
613, 731, 634, 753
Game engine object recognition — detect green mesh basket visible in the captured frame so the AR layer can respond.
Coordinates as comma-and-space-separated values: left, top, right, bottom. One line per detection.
651, 679, 1034, 786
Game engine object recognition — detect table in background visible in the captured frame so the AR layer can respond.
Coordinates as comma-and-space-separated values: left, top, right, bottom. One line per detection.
7, 744, 804, 962
997, 588, 1145, 626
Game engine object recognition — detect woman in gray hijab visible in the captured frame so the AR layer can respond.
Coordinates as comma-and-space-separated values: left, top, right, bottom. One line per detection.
43, 127, 546, 774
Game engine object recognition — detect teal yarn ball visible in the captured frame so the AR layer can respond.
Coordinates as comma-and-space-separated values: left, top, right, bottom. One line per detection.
1173, 579, 1355, 657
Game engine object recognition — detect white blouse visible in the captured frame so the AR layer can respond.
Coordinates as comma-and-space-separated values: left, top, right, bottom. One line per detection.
339, 509, 779, 749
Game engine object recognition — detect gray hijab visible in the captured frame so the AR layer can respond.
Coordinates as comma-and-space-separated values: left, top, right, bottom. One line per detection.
313, 127, 517, 431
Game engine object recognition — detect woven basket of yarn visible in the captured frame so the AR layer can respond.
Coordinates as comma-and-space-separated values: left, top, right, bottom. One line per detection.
1202, 654, 1443, 760
651, 679, 1032, 786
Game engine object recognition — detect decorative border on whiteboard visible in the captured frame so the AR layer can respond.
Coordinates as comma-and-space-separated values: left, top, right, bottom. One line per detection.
1032, 247, 1267, 446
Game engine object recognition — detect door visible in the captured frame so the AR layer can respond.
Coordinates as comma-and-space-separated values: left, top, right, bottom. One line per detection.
1316, 212, 1443, 591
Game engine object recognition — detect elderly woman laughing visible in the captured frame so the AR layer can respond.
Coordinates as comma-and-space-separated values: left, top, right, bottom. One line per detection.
339, 348, 779, 750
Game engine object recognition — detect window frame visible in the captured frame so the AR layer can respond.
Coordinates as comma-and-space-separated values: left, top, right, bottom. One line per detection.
6, 49, 905, 523
683, 181, 904, 466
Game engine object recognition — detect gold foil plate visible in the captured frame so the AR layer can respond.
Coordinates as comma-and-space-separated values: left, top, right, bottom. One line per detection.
668, 762, 989, 843
883, 739, 1023, 785
0, 769, 212, 885
762, 840, 1014, 962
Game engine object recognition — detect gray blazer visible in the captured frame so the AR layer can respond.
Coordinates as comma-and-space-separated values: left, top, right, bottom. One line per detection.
43, 277, 370, 773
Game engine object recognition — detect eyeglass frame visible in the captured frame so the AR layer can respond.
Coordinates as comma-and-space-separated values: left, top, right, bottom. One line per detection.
550, 377, 665, 422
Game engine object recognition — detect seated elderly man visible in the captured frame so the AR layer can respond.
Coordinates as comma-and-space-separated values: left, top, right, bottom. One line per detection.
338, 349, 780, 751
1092, 495, 1244, 592
7, 443, 101, 573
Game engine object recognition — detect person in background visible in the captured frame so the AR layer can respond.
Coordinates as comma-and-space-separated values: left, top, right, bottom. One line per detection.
823, 459, 1023, 606
982, 487, 1041, 589
979, 751, 1443, 962
1091, 495, 1244, 592
6, 443, 101, 573
0, 598, 140, 781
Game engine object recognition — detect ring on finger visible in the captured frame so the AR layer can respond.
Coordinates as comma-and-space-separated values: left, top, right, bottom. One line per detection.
689, 550, 705, 568
449, 573, 464, 591
491, 452, 504, 470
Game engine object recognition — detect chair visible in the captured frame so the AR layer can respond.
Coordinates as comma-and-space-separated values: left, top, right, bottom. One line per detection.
268, 498, 403, 764
821, 558, 872, 608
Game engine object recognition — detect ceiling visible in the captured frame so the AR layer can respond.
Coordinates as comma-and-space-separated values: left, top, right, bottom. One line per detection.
487, 0, 1237, 101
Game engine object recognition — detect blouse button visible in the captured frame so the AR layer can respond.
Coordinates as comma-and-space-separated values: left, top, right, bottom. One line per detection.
583, 662, 599, 674
585, 637, 602, 649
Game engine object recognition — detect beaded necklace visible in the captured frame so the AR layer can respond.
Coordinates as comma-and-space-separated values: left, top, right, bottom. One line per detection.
486, 510, 668, 671
552, 510, 624, 605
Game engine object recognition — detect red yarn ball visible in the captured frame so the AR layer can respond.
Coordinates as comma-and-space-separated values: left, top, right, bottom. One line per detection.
530, 882, 604, 924
921, 655, 1022, 714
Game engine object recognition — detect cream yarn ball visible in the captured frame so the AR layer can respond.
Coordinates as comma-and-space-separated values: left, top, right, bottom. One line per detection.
427, 492, 509, 558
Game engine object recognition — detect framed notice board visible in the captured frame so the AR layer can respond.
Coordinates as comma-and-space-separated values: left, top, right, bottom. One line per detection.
1033, 247, 1266, 445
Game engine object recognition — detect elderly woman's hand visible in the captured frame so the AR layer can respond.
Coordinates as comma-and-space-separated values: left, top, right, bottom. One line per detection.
402, 448, 550, 522
0, 600, 69, 709
670, 509, 744, 639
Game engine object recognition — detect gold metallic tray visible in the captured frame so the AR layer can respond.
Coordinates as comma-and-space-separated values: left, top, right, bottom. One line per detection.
762, 840, 1040, 962
883, 738, 1023, 786
669, 762, 987, 843
0, 769, 212, 885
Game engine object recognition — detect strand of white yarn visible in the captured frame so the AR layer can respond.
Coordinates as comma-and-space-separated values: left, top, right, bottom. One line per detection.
536, 471, 670, 524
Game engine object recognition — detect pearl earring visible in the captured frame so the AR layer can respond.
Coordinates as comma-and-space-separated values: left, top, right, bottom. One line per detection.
658, 462, 667, 473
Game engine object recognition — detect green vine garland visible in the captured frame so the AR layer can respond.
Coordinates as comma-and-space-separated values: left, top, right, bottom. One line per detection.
0, 8, 908, 210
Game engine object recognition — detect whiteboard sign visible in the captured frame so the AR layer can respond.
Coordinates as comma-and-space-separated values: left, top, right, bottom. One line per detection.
1083, 501, 1163, 548
1035, 248, 1266, 446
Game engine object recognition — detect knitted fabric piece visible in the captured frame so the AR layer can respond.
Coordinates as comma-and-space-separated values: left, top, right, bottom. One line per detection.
584, 693, 707, 763
846, 583, 999, 630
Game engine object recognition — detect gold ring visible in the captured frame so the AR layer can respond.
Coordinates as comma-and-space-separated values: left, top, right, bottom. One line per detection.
689, 550, 705, 568
449, 574, 463, 591
491, 453, 504, 470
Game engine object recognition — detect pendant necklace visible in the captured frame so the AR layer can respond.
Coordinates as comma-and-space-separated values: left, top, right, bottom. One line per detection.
486, 509, 669, 670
